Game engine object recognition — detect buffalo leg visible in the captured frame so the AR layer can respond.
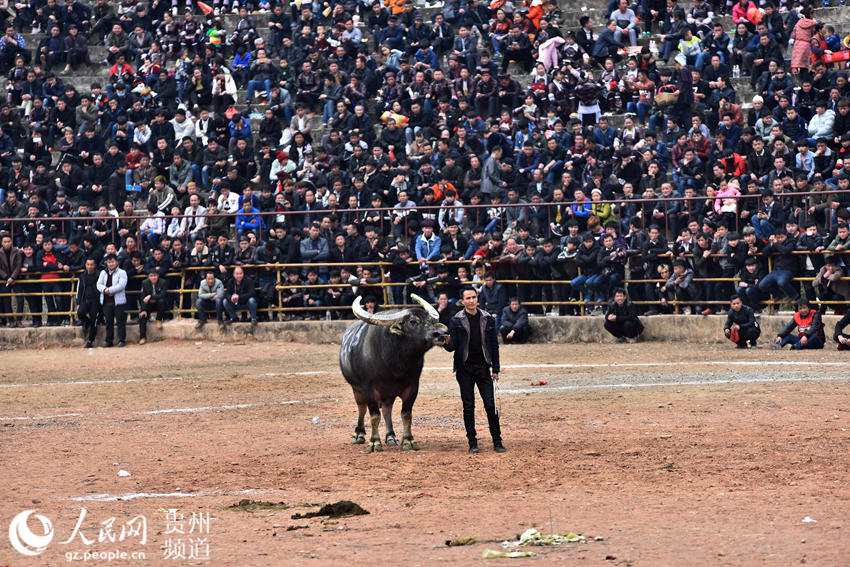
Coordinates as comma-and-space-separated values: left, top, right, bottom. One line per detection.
352, 390, 367, 445
400, 383, 419, 451
382, 400, 398, 445
367, 402, 382, 453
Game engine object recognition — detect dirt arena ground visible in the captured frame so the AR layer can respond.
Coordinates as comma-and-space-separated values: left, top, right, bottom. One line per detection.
1, 339, 849, 566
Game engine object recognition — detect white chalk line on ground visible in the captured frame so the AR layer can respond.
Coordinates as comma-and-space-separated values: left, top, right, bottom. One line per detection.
1, 412, 83, 421
69, 489, 261, 502
145, 400, 302, 415
2, 361, 847, 391
0, 370, 327, 389
0, 399, 323, 422
498, 374, 850, 395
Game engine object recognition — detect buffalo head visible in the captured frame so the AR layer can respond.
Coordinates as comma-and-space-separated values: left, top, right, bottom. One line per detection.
352, 294, 449, 349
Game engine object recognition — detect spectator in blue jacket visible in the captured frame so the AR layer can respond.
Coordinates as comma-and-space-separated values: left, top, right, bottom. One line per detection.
415, 221, 442, 268
227, 113, 252, 153
592, 117, 617, 148
235, 199, 263, 238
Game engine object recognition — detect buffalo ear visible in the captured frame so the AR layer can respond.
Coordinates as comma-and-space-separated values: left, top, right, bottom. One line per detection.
389, 322, 405, 336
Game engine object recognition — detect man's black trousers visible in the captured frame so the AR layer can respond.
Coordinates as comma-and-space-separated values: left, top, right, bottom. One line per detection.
729, 326, 761, 348
77, 300, 100, 343
102, 302, 126, 345
456, 365, 502, 445
604, 317, 644, 339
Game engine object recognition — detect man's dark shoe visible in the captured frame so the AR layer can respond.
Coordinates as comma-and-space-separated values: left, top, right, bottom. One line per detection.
84, 340, 93, 348
494, 444, 507, 453
103, 342, 113, 348
117, 341, 126, 348
468, 439, 479, 454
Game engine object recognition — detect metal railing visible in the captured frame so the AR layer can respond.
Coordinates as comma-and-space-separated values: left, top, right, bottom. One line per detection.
1, 188, 849, 249
1, 250, 848, 324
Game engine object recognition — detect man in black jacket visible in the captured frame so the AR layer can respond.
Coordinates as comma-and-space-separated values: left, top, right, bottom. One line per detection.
138, 270, 168, 344
756, 231, 800, 308
76, 257, 100, 347
478, 273, 507, 326
570, 232, 602, 311
751, 189, 787, 240
444, 288, 505, 454
499, 297, 529, 343
834, 311, 850, 351
723, 295, 760, 349
604, 288, 644, 342
224, 265, 257, 327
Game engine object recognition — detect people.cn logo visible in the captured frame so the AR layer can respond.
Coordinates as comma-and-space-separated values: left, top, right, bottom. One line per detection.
8, 510, 54, 556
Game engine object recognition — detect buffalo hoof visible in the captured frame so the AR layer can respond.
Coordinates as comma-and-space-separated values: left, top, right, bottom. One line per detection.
352, 433, 366, 444
367, 440, 383, 453
385, 434, 399, 446
401, 438, 419, 451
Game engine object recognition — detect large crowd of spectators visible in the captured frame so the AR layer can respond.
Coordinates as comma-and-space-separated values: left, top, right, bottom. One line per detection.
0, 0, 849, 332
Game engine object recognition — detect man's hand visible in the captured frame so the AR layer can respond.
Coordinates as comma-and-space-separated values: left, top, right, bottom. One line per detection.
607, 314, 616, 321
507, 330, 515, 339
491, 372, 499, 382
839, 335, 849, 345
732, 324, 740, 331
800, 335, 808, 346
143, 295, 151, 303
230, 293, 239, 303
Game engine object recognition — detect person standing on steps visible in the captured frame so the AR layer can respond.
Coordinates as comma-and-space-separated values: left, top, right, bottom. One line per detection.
96, 253, 128, 348
444, 287, 506, 454
76, 257, 101, 348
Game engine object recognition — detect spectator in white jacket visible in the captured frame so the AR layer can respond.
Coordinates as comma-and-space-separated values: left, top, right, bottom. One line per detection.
808, 102, 835, 139
268, 150, 296, 181
170, 109, 195, 145
194, 109, 213, 146
438, 191, 465, 230
180, 194, 207, 241
217, 184, 240, 214
96, 254, 128, 347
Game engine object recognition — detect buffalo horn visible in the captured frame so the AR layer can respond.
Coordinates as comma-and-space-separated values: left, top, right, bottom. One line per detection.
351, 296, 408, 326
410, 294, 440, 321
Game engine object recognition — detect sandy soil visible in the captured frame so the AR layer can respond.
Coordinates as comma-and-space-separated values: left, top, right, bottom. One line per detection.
1, 341, 849, 566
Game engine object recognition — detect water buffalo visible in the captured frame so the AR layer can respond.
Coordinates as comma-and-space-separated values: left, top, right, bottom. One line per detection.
339, 294, 449, 452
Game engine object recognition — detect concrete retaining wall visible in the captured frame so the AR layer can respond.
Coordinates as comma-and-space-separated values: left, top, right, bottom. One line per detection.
0, 315, 842, 350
